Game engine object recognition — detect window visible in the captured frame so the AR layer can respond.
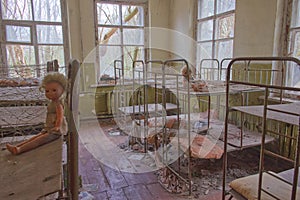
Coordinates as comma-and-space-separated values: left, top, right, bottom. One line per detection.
0, 0, 69, 77
196, 0, 235, 79
287, 0, 300, 89
95, 1, 147, 79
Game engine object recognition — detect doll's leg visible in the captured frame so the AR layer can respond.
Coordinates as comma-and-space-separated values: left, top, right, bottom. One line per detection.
6, 132, 47, 154
14, 132, 47, 147
6, 144, 18, 155
7, 133, 60, 155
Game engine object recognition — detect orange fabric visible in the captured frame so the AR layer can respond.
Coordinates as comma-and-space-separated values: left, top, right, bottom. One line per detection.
190, 135, 224, 159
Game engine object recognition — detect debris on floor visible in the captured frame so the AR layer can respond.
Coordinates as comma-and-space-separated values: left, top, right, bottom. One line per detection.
79, 191, 95, 200
95, 118, 291, 198
78, 184, 98, 200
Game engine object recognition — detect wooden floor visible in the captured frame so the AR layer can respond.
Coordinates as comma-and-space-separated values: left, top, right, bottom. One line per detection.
78, 119, 228, 200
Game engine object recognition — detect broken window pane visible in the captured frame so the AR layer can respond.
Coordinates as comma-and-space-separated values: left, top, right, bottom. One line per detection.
122, 6, 144, 26
98, 27, 121, 45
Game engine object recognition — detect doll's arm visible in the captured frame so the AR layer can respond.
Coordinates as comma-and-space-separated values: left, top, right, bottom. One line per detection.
52, 103, 64, 132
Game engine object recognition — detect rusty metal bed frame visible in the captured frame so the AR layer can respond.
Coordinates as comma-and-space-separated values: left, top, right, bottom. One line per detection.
222, 57, 300, 200
112, 57, 283, 196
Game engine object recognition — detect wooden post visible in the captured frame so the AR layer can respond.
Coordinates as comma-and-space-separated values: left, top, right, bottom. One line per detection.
67, 59, 80, 200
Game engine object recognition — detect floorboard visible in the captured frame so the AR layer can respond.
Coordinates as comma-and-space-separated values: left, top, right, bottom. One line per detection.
0, 137, 62, 200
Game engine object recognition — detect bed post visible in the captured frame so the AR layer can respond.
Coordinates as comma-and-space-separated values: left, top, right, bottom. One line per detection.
67, 59, 80, 200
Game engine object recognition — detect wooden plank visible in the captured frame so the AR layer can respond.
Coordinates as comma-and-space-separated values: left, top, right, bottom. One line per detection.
122, 171, 157, 186
0, 137, 62, 200
79, 121, 135, 172
106, 188, 128, 200
123, 184, 154, 200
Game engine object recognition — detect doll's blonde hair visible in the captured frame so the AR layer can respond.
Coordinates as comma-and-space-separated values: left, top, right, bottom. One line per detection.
40, 72, 68, 91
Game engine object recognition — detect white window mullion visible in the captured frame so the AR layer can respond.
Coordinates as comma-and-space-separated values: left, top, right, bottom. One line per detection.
119, 4, 124, 69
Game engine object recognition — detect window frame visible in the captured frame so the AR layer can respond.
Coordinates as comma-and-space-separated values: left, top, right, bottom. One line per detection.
94, 0, 148, 81
285, 0, 300, 97
0, 0, 70, 77
196, 0, 235, 79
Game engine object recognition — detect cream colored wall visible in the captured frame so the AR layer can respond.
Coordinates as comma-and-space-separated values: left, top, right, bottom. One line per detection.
169, 0, 196, 66
67, 0, 95, 62
79, 0, 96, 61
234, 0, 277, 57
148, 0, 171, 61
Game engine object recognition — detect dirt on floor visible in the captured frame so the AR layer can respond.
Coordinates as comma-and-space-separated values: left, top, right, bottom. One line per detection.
97, 118, 292, 199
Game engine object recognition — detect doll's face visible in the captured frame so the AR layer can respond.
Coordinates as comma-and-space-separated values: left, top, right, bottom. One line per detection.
44, 81, 64, 101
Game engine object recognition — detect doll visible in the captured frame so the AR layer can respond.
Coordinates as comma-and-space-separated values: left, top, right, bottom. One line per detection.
6, 73, 68, 155
181, 65, 194, 87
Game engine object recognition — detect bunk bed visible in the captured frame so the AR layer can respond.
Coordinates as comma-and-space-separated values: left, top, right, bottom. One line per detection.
0, 60, 61, 138
222, 57, 300, 200
0, 59, 80, 200
112, 58, 275, 195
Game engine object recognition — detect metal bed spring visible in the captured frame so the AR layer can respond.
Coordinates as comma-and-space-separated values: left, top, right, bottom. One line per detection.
0, 61, 67, 139
222, 56, 300, 200
162, 59, 192, 195
115, 58, 192, 194
134, 59, 192, 195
